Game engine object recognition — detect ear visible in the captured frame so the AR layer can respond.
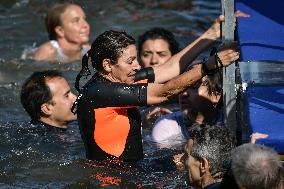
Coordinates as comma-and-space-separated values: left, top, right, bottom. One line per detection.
41, 103, 52, 116
54, 26, 64, 38
102, 59, 112, 73
200, 157, 210, 173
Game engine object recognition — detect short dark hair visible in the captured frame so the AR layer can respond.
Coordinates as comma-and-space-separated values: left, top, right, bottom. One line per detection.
204, 69, 223, 95
89, 30, 136, 71
137, 27, 179, 57
20, 70, 63, 121
189, 124, 236, 178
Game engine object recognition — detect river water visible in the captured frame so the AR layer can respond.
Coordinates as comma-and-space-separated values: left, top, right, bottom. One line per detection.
0, 0, 220, 188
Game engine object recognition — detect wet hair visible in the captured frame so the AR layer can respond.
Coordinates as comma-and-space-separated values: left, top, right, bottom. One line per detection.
232, 143, 283, 189
137, 27, 179, 59
45, 3, 76, 40
20, 70, 63, 121
75, 30, 135, 92
189, 124, 236, 178
204, 69, 223, 96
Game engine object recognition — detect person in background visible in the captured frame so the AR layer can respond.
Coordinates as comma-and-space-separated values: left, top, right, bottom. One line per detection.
20, 70, 77, 129
137, 27, 179, 68
184, 124, 237, 189
151, 69, 223, 147
137, 27, 180, 127
231, 143, 283, 189
33, 3, 90, 63
73, 23, 239, 162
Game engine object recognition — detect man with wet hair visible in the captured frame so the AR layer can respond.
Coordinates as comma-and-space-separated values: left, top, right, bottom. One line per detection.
184, 124, 236, 189
20, 70, 77, 129
231, 143, 283, 189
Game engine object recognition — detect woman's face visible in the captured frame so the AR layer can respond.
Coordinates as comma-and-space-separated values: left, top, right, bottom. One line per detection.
110, 44, 141, 84
140, 39, 172, 67
59, 5, 90, 45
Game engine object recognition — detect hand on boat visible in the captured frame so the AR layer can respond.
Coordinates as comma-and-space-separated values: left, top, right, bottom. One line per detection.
204, 41, 239, 70
235, 10, 250, 18
250, 132, 268, 144
216, 41, 240, 66
202, 15, 224, 41
204, 10, 250, 40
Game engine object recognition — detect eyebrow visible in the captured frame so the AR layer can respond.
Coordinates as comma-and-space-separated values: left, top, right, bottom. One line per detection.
126, 56, 136, 61
63, 89, 71, 96
143, 50, 169, 54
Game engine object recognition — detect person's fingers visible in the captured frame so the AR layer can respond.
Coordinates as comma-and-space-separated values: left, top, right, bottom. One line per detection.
250, 132, 269, 144
235, 10, 250, 18
217, 49, 239, 66
217, 15, 225, 22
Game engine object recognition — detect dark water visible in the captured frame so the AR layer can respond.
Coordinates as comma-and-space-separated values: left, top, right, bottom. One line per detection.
0, 0, 221, 188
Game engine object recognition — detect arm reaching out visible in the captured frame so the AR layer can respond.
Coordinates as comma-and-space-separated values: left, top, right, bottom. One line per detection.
153, 15, 224, 84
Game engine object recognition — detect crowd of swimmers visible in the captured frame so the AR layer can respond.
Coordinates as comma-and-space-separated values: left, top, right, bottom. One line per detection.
19, 2, 282, 189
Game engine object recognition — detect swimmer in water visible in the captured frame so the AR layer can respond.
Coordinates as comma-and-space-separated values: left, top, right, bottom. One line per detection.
137, 27, 180, 127
21, 70, 77, 129
33, 3, 90, 63
73, 25, 239, 162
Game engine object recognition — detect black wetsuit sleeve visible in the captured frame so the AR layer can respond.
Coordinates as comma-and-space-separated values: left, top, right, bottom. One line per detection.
80, 82, 148, 108
134, 67, 155, 83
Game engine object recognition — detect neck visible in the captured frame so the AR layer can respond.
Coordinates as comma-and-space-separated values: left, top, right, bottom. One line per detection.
39, 117, 68, 129
201, 170, 222, 188
100, 72, 121, 83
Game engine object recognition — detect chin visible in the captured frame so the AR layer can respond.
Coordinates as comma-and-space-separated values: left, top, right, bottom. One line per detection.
79, 37, 89, 44
126, 80, 134, 84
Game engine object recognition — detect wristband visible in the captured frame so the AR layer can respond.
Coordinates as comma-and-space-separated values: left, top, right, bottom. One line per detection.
215, 52, 224, 68
134, 67, 155, 83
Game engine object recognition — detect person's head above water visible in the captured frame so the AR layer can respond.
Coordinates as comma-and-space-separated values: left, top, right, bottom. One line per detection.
185, 124, 236, 188
33, 3, 90, 63
21, 70, 77, 129
76, 30, 141, 88
231, 143, 283, 189
180, 69, 223, 124
74, 23, 240, 161
45, 3, 90, 42
137, 27, 179, 68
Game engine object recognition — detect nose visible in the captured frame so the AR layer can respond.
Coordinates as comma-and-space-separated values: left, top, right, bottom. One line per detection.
150, 54, 158, 65
70, 92, 77, 103
133, 59, 141, 71
82, 19, 90, 30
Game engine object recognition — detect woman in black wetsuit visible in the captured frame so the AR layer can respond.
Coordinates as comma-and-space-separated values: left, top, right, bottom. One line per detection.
73, 28, 239, 162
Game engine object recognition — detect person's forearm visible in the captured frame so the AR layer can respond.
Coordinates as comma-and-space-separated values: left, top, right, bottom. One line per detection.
153, 31, 217, 84
147, 44, 239, 105
147, 64, 203, 105
153, 16, 222, 84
